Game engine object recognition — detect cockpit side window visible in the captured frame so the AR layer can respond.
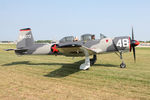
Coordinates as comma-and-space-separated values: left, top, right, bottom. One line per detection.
81, 34, 95, 41
65, 36, 74, 42
82, 35, 91, 41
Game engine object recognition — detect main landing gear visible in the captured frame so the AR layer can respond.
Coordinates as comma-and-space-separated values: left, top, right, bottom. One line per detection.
119, 52, 126, 68
80, 56, 90, 70
79, 48, 90, 70
80, 54, 97, 70
79, 47, 97, 70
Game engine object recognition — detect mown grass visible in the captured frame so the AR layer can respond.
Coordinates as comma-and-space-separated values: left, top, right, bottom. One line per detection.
0, 44, 150, 100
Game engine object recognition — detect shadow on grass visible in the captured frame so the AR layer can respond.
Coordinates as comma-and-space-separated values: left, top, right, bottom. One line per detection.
2, 60, 84, 78
2, 61, 70, 66
2, 60, 118, 77
94, 64, 118, 67
44, 60, 84, 78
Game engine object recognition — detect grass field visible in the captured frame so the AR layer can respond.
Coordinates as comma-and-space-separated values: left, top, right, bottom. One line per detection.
0, 44, 150, 100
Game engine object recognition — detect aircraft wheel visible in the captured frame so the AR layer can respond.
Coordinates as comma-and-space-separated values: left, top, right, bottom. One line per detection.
86, 68, 89, 70
90, 55, 97, 66
90, 59, 96, 66
120, 63, 126, 68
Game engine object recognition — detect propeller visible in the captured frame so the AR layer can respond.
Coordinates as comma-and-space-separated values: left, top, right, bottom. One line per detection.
130, 27, 140, 62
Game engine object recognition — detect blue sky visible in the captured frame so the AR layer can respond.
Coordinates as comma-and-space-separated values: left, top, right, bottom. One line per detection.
0, 0, 150, 41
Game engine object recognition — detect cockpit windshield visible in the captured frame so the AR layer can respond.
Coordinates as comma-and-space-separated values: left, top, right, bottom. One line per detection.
59, 36, 74, 43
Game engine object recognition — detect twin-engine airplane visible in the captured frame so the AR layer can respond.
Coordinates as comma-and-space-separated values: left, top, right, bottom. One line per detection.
6, 28, 140, 70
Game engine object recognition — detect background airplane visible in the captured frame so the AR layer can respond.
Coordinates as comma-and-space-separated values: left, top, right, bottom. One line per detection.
5, 28, 140, 70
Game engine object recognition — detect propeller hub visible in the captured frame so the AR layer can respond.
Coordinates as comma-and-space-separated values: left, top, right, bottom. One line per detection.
131, 40, 140, 47
134, 40, 140, 46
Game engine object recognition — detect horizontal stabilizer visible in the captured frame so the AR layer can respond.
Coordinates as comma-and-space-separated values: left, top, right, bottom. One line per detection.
4, 48, 28, 55
15, 49, 28, 55
4, 49, 15, 51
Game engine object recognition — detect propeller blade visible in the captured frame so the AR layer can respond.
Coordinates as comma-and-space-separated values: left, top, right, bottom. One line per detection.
132, 27, 134, 40
131, 27, 139, 62
133, 46, 136, 62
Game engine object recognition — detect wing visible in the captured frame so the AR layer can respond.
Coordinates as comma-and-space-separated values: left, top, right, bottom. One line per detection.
57, 44, 96, 57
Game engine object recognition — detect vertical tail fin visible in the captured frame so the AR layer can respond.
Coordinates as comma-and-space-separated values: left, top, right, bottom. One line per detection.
17, 28, 34, 49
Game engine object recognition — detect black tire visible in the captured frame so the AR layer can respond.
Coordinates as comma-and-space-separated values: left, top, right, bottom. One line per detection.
120, 63, 126, 68
86, 68, 89, 70
90, 60, 94, 66
90, 55, 97, 66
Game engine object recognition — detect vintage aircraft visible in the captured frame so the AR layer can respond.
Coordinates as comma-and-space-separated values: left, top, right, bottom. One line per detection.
6, 28, 140, 70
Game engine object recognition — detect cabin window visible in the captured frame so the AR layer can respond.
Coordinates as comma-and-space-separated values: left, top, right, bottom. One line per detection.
81, 34, 95, 41
59, 36, 74, 43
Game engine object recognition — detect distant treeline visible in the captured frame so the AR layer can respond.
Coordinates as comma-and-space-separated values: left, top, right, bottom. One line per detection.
139, 41, 150, 43
35, 40, 52, 43
1, 40, 150, 43
0, 41, 14, 43
35, 40, 150, 43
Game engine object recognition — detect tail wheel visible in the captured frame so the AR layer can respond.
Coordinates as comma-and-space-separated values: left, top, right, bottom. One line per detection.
51, 44, 59, 54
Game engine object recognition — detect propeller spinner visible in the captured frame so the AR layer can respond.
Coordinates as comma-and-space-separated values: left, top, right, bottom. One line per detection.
130, 28, 140, 62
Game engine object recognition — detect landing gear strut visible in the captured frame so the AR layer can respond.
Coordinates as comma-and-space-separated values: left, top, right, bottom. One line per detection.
80, 56, 90, 70
120, 52, 126, 68
90, 55, 97, 66
79, 48, 90, 70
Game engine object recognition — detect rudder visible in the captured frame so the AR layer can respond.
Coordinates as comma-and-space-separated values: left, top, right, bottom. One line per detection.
17, 28, 34, 49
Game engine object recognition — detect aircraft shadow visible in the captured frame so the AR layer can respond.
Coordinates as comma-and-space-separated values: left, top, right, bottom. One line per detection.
44, 60, 84, 78
2, 60, 84, 78
94, 64, 118, 67
2, 60, 118, 78
2, 61, 70, 66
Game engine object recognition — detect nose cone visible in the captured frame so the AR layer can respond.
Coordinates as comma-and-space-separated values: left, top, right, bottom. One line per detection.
131, 40, 140, 47
134, 40, 140, 46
